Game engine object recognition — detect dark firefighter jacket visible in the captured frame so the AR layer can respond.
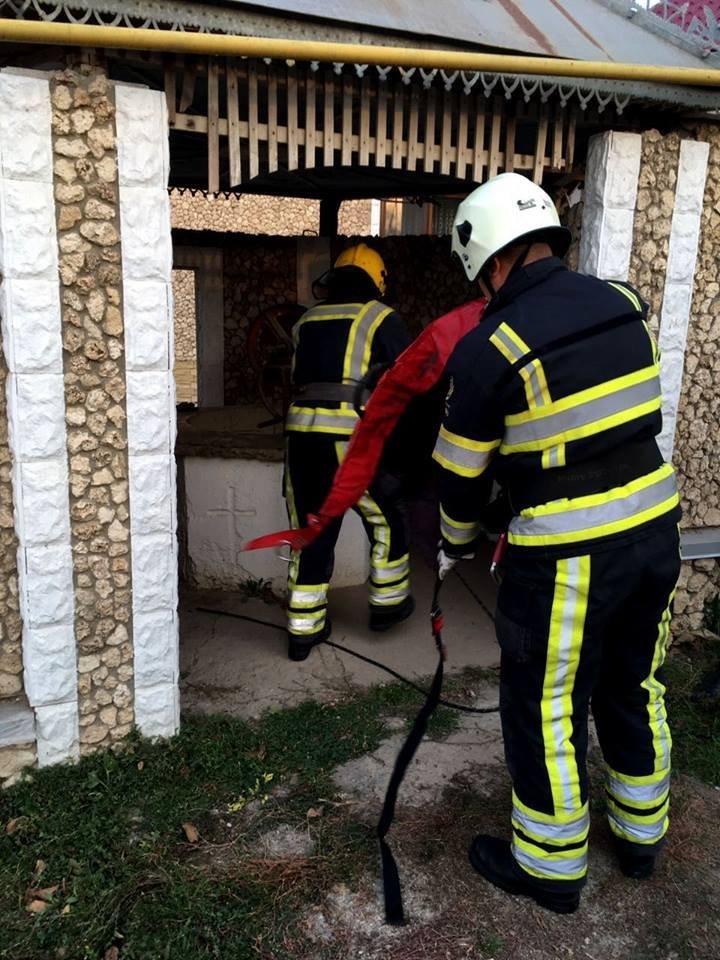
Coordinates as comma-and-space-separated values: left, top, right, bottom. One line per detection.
434, 257, 681, 556
285, 296, 410, 439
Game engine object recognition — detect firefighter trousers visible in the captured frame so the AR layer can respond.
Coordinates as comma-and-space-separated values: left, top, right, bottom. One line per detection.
284, 433, 411, 638
495, 521, 681, 888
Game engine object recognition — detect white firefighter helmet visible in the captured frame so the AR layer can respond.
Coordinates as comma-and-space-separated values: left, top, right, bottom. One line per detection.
451, 172, 571, 282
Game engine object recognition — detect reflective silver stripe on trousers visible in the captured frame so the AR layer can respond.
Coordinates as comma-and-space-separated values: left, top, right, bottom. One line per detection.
369, 585, 410, 606
433, 433, 495, 474
440, 513, 481, 545
285, 408, 359, 431
289, 588, 327, 608
546, 445, 563, 468
606, 769, 670, 806
345, 301, 390, 383
372, 557, 410, 583
509, 472, 678, 540
504, 374, 661, 446
288, 614, 326, 635
512, 845, 587, 880
512, 805, 589, 844
492, 326, 546, 409
607, 808, 668, 844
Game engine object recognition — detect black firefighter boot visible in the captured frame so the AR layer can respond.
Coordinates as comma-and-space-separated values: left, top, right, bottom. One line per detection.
612, 835, 658, 880
287, 620, 332, 662
469, 835, 581, 914
369, 595, 415, 632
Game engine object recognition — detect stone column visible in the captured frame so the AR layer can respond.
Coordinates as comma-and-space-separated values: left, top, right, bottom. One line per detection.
50, 67, 135, 754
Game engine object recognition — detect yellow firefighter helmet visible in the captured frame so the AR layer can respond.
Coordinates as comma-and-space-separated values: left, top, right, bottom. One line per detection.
334, 243, 388, 296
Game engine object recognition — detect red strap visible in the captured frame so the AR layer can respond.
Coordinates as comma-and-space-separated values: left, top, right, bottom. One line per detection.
243, 513, 328, 552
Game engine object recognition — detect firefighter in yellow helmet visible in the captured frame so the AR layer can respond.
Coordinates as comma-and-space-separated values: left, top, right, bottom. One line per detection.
284, 244, 414, 661
435, 173, 680, 913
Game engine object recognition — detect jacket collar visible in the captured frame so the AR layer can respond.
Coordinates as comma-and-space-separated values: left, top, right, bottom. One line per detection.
483, 257, 567, 317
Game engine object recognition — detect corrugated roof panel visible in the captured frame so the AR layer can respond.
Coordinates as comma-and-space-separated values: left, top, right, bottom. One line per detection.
228, 0, 708, 65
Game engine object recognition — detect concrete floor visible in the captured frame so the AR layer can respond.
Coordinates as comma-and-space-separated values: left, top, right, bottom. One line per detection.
179, 549, 500, 719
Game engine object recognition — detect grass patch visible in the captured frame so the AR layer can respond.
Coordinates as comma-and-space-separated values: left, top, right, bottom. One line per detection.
0, 672, 478, 960
665, 641, 720, 786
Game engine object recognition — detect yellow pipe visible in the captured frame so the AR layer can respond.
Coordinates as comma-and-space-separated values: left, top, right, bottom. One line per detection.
0, 17, 719, 88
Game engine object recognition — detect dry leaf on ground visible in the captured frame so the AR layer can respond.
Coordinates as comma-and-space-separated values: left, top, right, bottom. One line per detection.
182, 822, 200, 843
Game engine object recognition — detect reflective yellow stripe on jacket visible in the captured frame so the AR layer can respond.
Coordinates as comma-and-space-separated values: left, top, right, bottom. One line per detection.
286, 300, 392, 435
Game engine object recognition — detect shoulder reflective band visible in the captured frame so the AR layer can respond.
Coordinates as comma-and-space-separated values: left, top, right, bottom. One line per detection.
490, 322, 551, 410
432, 425, 501, 478
501, 366, 661, 453
508, 464, 678, 547
285, 406, 359, 434
343, 300, 393, 384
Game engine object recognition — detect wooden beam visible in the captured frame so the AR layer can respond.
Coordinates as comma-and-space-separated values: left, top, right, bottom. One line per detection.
456, 91, 469, 180
505, 100, 516, 174
226, 59, 241, 187
472, 94, 486, 182
359, 76, 371, 166
179, 57, 196, 112
551, 101, 564, 171
566, 105, 577, 171
440, 89, 453, 176
207, 57, 219, 192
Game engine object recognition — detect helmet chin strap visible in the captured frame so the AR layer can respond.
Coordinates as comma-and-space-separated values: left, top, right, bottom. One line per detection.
481, 243, 532, 299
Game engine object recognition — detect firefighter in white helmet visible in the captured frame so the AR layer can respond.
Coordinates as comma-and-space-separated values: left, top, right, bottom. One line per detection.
435, 173, 680, 913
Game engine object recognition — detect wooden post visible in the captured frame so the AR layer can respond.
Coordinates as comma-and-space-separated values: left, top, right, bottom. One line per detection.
376, 78, 388, 168
456, 92, 469, 181
226, 59, 241, 187
472, 94, 486, 183
324, 72, 335, 166
423, 86, 436, 174
342, 74, 353, 166
248, 59, 260, 179
551, 101, 564, 171
268, 69, 279, 173
306, 71, 317, 169
566, 105, 577, 172
207, 57, 220, 192
287, 64, 299, 171
359, 76, 371, 166
179, 58, 196, 113
505, 100, 516, 173
407, 83, 420, 172
488, 95, 502, 179
533, 104, 549, 183
319, 197, 341, 237
392, 80, 404, 169
163, 56, 176, 124
440, 89, 453, 176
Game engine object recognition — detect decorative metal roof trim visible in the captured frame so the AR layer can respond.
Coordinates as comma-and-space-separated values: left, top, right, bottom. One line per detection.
600, 0, 720, 63
2, 0, 720, 110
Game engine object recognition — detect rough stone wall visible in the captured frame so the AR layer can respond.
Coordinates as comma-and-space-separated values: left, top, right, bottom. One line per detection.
224, 238, 298, 406
673, 123, 720, 531
170, 189, 372, 237
172, 269, 197, 404
51, 68, 134, 754
0, 350, 22, 699
628, 130, 680, 341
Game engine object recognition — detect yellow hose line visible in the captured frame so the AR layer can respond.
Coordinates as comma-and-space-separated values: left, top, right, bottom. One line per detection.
0, 18, 719, 88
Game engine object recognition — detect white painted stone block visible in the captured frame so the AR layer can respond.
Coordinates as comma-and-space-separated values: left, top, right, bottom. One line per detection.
133, 608, 177, 687
674, 140, 710, 214
9, 373, 66, 462
115, 86, 169, 189
131, 531, 176, 614
0, 279, 63, 373
22, 543, 74, 628
658, 284, 693, 354
185, 456, 370, 592
17, 459, 70, 546
665, 211, 705, 285
126, 371, 172, 455
119, 186, 172, 282
23, 623, 77, 706
35, 699, 79, 767
129, 455, 173, 536
0, 75, 52, 183
135, 681, 179, 738
123, 279, 170, 371
579, 131, 642, 281
0, 179, 57, 281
